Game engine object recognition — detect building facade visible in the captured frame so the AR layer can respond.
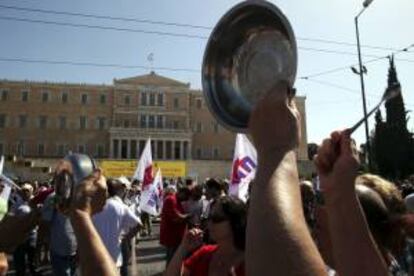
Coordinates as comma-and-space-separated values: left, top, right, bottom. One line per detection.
0, 72, 308, 162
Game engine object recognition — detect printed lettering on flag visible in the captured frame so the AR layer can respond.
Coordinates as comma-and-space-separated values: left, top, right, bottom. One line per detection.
140, 169, 163, 216
229, 134, 257, 202
133, 138, 154, 189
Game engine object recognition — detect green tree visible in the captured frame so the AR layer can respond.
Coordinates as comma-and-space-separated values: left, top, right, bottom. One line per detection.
372, 56, 414, 180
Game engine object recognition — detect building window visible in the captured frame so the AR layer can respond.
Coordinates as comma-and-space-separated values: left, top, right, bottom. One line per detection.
141, 92, 147, 106
97, 117, 106, 130
1, 90, 8, 101
123, 120, 130, 128
78, 144, 86, 154
196, 122, 202, 133
139, 140, 146, 156
196, 148, 202, 159
38, 144, 45, 156
21, 90, 29, 102
39, 116, 48, 129
57, 144, 66, 156
59, 116, 67, 130
157, 141, 163, 159
174, 141, 180, 160
174, 98, 179, 109
17, 141, 25, 156
157, 115, 163, 128
81, 94, 88, 105
173, 121, 179, 129
124, 95, 131, 106
100, 94, 106, 104
148, 115, 155, 128
0, 114, 6, 128
121, 140, 127, 159
96, 144, 105, 158
157, 94, 164, 106
196, 99, 202, 109
42, 91, 49, 103
183, 141, 188, 159
140, 115, 147, 128
130, 140, 137, 159
61, 92, 68, 104
113, 140, 119, 158
79, 116, 87, 130
213, 147, 219, 159
149, 94, 156, 106
18, 115, 27, 128
166, 141, 172, 159
213, 123, 219, 133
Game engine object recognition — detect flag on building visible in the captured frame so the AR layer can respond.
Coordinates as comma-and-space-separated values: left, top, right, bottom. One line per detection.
133, 138, 154, 190
139, 169, 163, 216
229, 134, 257, 202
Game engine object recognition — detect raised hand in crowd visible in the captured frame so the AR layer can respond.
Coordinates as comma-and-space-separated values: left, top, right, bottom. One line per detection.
247, 81, 326, 275
164, 227, 203, 276
64, 166, 117, 276
314, 130, 389, 276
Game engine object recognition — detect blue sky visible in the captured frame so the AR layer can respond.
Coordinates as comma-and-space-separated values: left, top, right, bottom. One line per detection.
1, 0, 413, 145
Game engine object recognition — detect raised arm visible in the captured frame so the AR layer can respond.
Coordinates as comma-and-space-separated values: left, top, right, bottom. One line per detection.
164, 228, 203, 276
246, 82, 326, 276
69, 169, 118, 276
314, 130, 388, 276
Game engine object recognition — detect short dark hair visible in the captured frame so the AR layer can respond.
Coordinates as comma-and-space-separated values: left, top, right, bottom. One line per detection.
185, 177, 194, 186
215, 196, 247, 251
107, 178, 122, 197
205, 178, 224, 191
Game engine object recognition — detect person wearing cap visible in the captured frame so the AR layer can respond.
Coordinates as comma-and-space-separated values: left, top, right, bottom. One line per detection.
12, 183, 41, 276
92, 178, 142, 273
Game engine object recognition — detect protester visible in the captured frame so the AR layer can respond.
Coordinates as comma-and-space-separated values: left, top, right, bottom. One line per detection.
246, 82, 327, 275
165, 195, 246, 276
314, 130, 390, 276
182, 184, 205, 228
13, 183, 40, 276
160, 186, 191, 264
42, 191, 78, 276
92, 178, 142, 273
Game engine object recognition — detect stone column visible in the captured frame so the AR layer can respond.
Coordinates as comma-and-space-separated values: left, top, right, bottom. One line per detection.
118, 139, 122, 160
153, 140, 158, 160
127, 139, 131, 159
109, 139, 114, 158
180, 141, 185, 160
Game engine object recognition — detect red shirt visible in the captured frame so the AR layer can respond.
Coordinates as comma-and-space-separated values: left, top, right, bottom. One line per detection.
184, 245, 245, 276
160, 194, 186, 247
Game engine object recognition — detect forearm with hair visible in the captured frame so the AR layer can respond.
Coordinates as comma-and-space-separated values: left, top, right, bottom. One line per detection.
247, 151, 326, 276
70, 210, 118, 276
326, 188, 388, 276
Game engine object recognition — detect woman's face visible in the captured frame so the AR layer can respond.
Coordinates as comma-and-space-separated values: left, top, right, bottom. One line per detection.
208, 202, 233, 244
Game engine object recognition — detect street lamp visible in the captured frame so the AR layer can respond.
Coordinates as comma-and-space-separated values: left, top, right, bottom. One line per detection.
354, 0, 374, 171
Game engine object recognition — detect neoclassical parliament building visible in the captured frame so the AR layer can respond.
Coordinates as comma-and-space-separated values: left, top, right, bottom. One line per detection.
0, 72, 309, 163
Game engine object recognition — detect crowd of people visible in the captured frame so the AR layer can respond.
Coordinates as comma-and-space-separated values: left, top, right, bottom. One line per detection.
2, 83, 414, 276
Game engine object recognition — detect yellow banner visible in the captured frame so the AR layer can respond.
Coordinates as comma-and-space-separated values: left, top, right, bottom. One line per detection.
98, 160, 186, 178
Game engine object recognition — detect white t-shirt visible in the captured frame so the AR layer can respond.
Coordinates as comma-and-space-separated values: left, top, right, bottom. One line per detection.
92, 196, 141, 267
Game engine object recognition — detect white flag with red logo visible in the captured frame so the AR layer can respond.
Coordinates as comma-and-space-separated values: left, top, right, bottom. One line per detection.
133, 138, 154, 190
139, 169, 163, 216
229, 134, 257, 202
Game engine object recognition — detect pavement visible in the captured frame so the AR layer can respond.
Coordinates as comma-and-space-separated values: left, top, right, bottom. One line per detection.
6, 223, 167, 276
